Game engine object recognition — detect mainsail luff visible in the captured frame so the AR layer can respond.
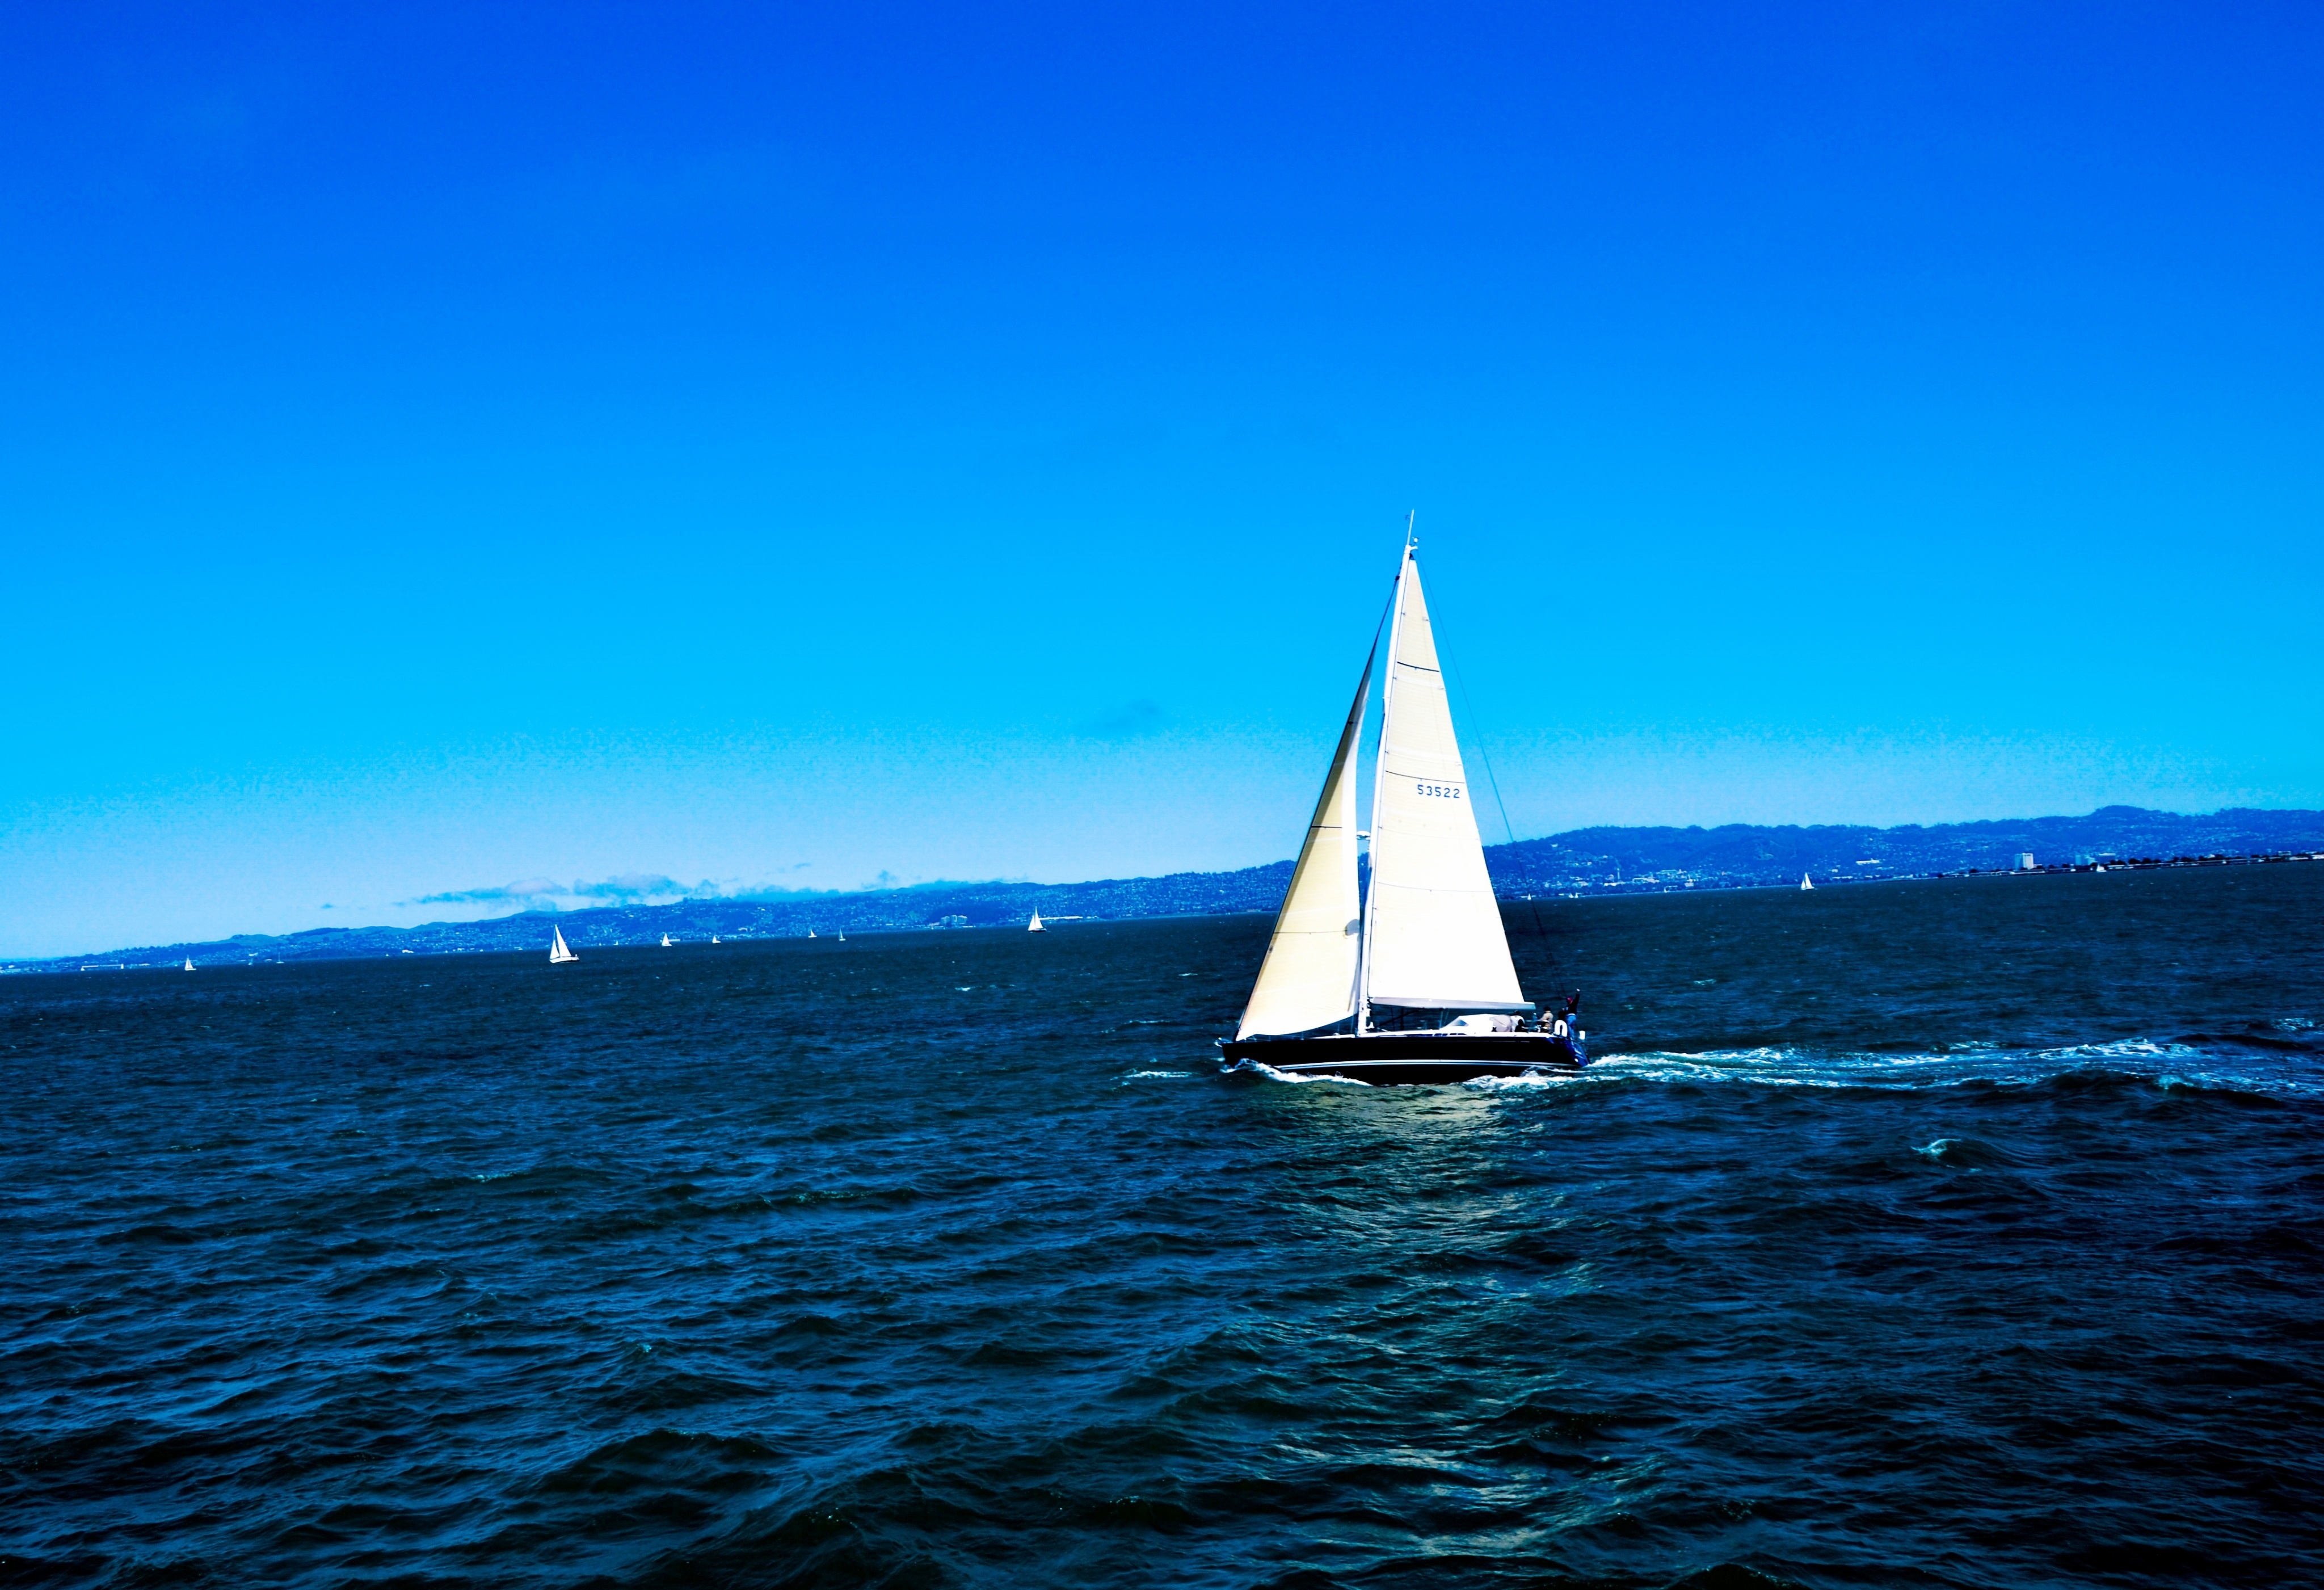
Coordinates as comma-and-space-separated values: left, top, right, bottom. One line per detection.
1359, 546, 1527, 1013
1235, 646, 1376, 1040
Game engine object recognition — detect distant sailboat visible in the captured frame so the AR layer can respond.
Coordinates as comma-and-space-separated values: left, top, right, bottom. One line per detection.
710, 935, 720, 944
836, 928, 846, 943
550, 926, 579, 964
1799, 872, 1814, 891
660, 933, 674, 947
1028, 911, 1046, 932
808, 927, 817, 939
1219, 527, 1582, 1083
183, 957, 196, 971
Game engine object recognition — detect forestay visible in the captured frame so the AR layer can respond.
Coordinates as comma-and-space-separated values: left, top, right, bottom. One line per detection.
1361, 550, 1527, 1014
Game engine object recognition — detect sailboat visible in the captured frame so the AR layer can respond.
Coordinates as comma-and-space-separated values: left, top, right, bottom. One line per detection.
807, 927, 817, 939
710, 935, 720, 944
183, 957, 196, 971
836, 928, 846, 943
1799, 872, 1814, 891
550, 926, 579, 964
1220, 529, 1582, 1084
660, 933, 675, 947
1028, 910, 1046, 932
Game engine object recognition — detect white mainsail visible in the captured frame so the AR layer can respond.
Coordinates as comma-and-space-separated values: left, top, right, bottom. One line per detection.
550, 926, 578, 963
1028, 911, 1046, 932
1236, 653, 1374, 1040
183, 957, 195, 971
1359, 545, 1527, 1017
1799, 872, 1813, 890
661, 933, 673, 947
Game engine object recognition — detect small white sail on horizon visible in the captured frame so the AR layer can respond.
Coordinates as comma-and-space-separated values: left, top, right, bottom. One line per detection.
550, 926, 579, 963
183, 957, 196, 971
1028, 911, 1046, 932
710, 935, 719, 944
660, 933, 674, 947
1800, 872, 1814, 890
808, 927, 817, 938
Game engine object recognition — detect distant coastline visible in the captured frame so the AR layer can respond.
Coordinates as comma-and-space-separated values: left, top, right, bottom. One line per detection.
10, 805, 2323, 973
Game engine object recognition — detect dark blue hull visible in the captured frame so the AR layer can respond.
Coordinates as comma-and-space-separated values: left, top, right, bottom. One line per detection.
1221, 1030, 1585, 1084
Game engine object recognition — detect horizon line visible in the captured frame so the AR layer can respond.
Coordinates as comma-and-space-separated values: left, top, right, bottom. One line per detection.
11, 802, 2320, 968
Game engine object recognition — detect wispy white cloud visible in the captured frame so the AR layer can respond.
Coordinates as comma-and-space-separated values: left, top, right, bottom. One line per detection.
406, 873, 709, 907
403, 871, 852, 910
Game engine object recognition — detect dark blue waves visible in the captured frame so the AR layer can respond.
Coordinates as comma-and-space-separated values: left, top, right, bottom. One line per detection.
3, 865, 2321, 1588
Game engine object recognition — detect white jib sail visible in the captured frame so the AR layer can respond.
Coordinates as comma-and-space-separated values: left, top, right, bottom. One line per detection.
1361, 550, 1527, 1014
1236, 657, 1372, 1040
1029, 911, 1045, 932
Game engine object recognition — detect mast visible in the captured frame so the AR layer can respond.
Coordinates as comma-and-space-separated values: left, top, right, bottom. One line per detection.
1356, 515, 1416, 1034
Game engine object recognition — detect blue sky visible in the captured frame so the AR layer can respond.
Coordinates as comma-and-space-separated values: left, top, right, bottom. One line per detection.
4, 2, 2319, 957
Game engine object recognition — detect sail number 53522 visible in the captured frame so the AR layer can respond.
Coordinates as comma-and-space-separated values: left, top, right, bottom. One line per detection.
1416, 783, 1462, 799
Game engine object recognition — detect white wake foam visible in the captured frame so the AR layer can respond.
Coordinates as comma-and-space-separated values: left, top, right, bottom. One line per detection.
1227, 1059, 1372, 1087
1460, 1069, 1572, 1092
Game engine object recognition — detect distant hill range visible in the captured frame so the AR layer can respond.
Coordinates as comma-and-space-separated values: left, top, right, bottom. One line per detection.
19, 805, 2322, 971
1494, 804, 2324, 893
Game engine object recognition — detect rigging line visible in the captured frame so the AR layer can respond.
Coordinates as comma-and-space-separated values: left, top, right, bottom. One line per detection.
1353, 573, 1397, 833
1430, 564, 1556, 987
1365, 578, 1397, 660
1345, 579, 1397, 905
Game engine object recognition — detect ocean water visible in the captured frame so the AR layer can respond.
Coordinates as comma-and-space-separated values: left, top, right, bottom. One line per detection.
4, 865, 2321, 1589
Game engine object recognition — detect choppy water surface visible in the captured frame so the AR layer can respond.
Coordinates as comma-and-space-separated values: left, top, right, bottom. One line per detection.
5, 866, 2322, 1588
